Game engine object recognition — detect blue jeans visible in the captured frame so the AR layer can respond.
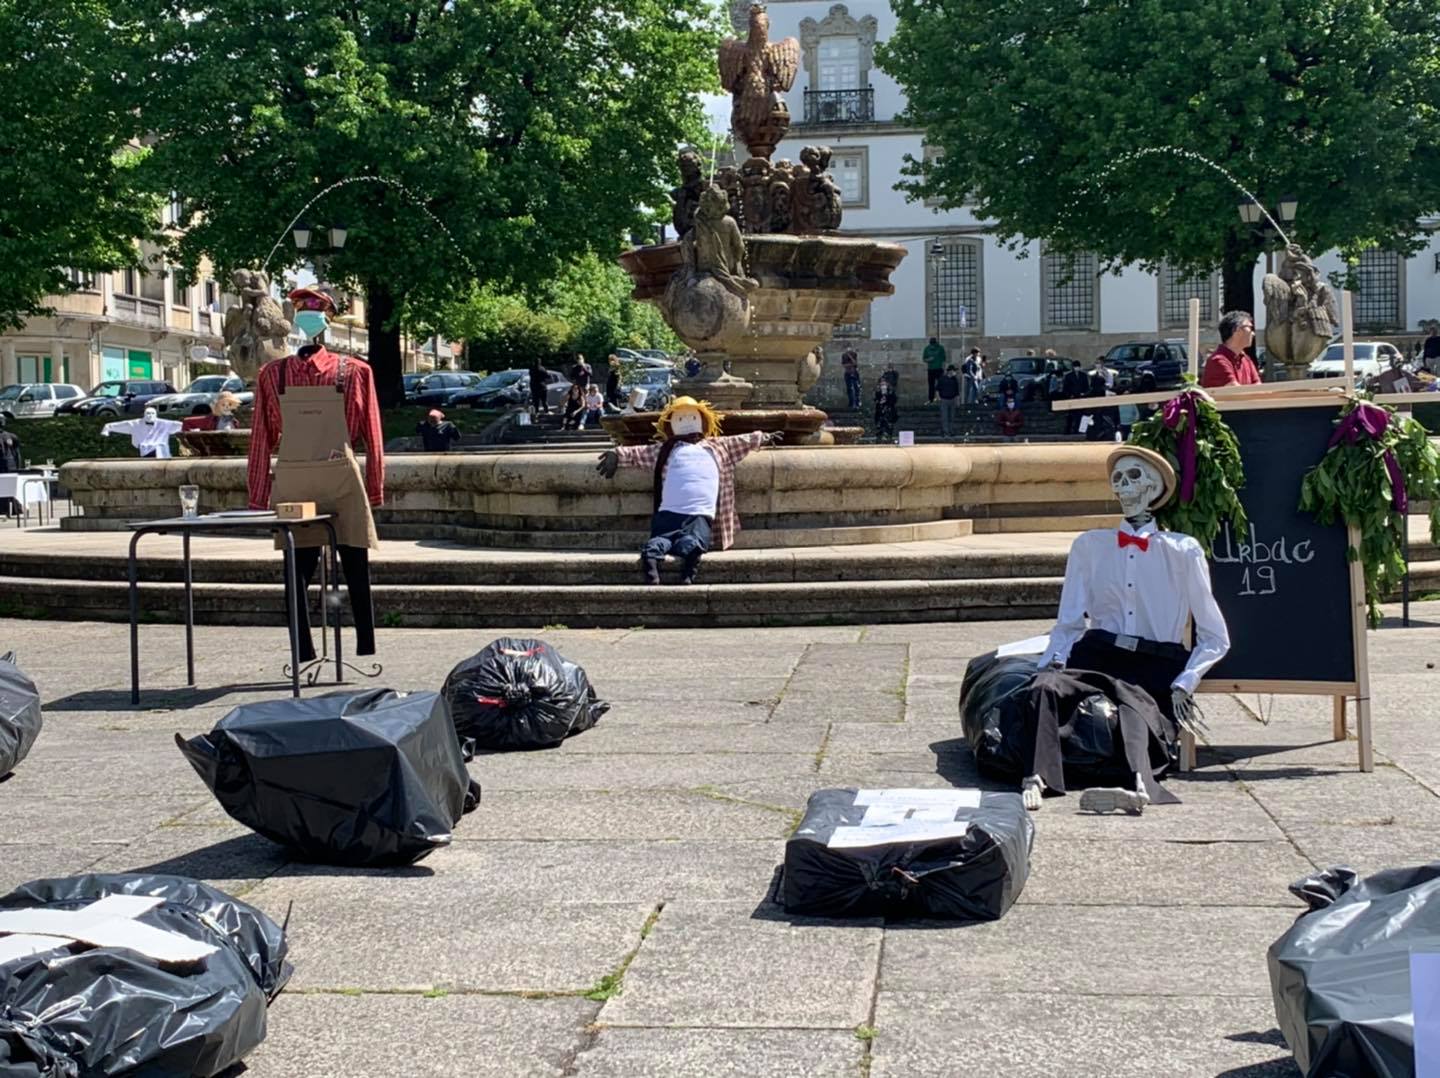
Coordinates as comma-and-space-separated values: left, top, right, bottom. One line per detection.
844, 372, 861, 409
642, 511, 713, 564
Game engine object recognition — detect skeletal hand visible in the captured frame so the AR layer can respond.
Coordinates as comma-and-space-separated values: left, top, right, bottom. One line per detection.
1171, 687, 1207, 735
764, 431, 786, 447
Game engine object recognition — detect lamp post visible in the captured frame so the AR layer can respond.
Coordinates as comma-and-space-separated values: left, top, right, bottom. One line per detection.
1237, 197, 1298, 276
929, 239, 945, 346
292, 220, 352, 353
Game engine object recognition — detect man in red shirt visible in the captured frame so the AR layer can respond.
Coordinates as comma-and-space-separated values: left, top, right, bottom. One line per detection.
1200, 311, 1261, 387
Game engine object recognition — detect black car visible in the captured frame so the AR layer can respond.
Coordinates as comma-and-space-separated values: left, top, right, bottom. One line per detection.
447, 369, 571, 410
56, 379, 180, 417
981, 356, 1080, 404
405, 371, 483, 408
1103, 340, 1189, 391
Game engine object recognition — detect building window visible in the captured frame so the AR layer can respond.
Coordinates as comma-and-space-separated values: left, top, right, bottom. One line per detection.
117, 267, 139, 297
817, 37, 860, 90
138, 241, 166, 302
65, 268, 96, 290
168, 193, 185, 226
832, 148, 867, 207
1352, 248, 1403, 331
928, 238, 983, 335
1159, 265, 1218, 328
204, 279, 219, 310
1041, 249, 1099, 331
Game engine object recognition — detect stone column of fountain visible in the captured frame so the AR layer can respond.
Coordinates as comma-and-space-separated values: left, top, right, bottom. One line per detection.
612, 1, 905, 446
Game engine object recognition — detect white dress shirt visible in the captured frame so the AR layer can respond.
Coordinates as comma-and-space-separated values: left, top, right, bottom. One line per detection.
1038, 519, 1230, 695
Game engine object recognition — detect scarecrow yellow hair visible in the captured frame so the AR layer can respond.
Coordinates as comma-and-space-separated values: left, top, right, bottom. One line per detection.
654, 395, 723, 440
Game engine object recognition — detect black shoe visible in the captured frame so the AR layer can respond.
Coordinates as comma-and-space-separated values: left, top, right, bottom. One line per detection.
679, 555, 701, 586
640, 557, 661, 585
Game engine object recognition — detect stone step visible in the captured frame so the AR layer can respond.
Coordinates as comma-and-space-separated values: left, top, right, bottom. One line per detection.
0, 574, 1063, 628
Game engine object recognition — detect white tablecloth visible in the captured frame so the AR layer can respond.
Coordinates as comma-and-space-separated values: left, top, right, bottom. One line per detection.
0, 474, 50, 506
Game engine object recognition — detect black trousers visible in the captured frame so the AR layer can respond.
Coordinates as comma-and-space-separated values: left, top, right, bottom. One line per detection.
287, 545, 376, 662
927, 367, 942, 401
1068, 630, 1188, 723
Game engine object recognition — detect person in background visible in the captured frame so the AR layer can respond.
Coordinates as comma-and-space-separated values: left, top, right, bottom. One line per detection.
1117, 395, 1140, 440
416, 408, 461, 451
923, 336, 947, 402
881, 363, 900, 394
937, 363, 961, 438
874, 377, 898, 443
570, 353, 593, 388
581, 382, 606, 428
529, 357, 551, 413
995, 391, 1023, 439
0, 415, 17, 518
998, 365, 1020, 402
1092, 355, 1115, 391
841, 347, 862, 409
1422, 324, 1440, 372
1200, 311, 1260, 387
561, 384, 585, 430
961, 349, 981, 404
604, 359, 624, 408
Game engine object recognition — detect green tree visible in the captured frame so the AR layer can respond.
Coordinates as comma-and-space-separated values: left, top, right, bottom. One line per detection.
128, 0, 719, 403
881, 0, 1440, 317
0, 0, 157, 331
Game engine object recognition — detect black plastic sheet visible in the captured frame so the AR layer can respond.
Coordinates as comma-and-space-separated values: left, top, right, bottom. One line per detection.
0, 873, 290, 1077
442, 638, 608, 750
0, 652, 41, 778
958, 650, 1170, 790
783, 788, 1033, 920
1269, 863, 1440, 1077
177, 688, 481, 866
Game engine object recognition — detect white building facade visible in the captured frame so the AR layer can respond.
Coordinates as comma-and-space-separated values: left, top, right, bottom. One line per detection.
745, 0, 1440, 404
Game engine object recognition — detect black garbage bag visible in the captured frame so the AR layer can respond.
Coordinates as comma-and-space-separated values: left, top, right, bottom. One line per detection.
1268, 863, 1440, 1077
0, 873, 290, 1077
442, 638, 609, 750
0, 651, 42, 778
783, 787, 1033, 920
959, 650, 1172, 791
176, 688, 481, 866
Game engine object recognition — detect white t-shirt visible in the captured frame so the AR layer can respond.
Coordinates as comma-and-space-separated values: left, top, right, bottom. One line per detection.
659, 441, 720, 517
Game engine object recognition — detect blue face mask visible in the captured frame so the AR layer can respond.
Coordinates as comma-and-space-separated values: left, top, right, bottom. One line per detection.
294, 311, 328, 339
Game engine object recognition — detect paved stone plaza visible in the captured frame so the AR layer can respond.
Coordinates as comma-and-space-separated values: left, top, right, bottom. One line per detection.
3, 607, 1439, 1076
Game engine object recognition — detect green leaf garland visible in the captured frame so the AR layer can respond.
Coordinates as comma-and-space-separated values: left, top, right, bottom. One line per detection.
1127, 389, 1248, 553
1299, 397, 1440, 628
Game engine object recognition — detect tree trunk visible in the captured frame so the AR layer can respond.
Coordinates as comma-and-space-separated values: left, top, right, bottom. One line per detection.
1220, 227, 1261, 319
366, 281, 404, 408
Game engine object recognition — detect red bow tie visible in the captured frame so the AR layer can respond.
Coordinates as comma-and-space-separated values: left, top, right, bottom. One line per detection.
1118, 532, 1150, 552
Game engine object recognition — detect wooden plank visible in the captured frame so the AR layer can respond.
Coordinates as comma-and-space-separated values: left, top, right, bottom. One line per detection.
1209, 377, 1350, 396
1188, 298, 1201, 379
1197, 679, 1359, 695
1179, 728, 1197, 771
1349, 522, 1375, 772
1371, 391, 1440, 405
1333, 695, 1347, 741
1213, 395, 1351, 412
1051, 391, 1173, 411
1049, 383, 1350, 411
1342, 291, 1356, 386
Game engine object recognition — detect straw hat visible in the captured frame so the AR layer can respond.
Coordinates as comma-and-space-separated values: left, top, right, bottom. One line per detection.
1106, 444, 1177, 510
214, 391, 241, 415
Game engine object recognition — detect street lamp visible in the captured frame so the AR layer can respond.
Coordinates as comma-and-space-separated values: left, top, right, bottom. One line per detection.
929, 239, 945, 342
292, 222, 312, 249
1238, 196, 1299, 275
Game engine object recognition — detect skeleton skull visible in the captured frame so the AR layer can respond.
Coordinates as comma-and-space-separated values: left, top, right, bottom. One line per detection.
1110, 453, 1165, 520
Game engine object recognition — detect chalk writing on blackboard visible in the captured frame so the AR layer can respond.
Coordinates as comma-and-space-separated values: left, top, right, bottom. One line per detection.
1212, 522, 1317, 597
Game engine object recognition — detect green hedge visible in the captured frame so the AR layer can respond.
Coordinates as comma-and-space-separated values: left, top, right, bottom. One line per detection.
6, 407, 505, 468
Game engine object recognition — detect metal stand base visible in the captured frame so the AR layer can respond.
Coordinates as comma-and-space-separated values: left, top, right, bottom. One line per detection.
285, 656, 384, 686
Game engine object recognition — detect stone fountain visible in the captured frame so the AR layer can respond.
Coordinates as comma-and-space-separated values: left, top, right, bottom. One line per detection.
611, 1, 905, 445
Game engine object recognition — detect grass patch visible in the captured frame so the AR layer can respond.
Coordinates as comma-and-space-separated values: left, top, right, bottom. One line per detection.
812, 722, 833, 773
854, 1025, 877, 1042
542, 622, 570, 631
583, 903, 664, 1002
422, 987, 449, 999
379, 611, 405, 628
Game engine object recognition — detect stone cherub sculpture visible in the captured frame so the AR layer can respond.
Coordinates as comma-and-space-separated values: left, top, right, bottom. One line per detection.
1261, 244, 1339, 371
793, 145, 843, 233
661, 184, 757, 351
671, 150, 707, 238
1019, 445, 1231, 814
718, 3, 800, 160
222, 269, 292, 381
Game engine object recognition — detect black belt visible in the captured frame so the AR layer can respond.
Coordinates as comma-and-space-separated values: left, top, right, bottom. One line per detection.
1083, 629, 1190, 661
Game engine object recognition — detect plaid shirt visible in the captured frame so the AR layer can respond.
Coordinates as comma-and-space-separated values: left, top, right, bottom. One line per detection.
246, 349, 385, 510
617, 431, 767, 550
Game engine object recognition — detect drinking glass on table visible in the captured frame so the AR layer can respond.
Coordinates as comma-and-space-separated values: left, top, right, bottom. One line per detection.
179, 484, 200, 518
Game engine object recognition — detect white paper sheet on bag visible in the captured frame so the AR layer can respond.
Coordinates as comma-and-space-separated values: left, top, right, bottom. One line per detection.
828, 819, 971, 848
853, 789, 983, 810
826, 788, 981, 848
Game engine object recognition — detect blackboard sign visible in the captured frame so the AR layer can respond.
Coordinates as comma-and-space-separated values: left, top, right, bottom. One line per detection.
1205, 404, 1356, 686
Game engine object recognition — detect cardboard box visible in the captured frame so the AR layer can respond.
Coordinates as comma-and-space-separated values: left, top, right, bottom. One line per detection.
275, 501, 317, 521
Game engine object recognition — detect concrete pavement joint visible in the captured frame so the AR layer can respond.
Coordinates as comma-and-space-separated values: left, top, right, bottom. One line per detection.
813, 723, 833, 773
766, 644, 808, 722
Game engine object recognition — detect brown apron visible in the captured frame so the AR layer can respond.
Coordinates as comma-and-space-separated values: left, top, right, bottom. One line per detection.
269, 355, 379, 550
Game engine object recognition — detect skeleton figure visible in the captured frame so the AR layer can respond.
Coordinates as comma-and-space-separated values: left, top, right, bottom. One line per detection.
1020, 446, 1231, 814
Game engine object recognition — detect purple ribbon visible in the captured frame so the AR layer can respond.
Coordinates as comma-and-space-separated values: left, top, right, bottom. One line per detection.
1328, 402, 1408, 514
1161, 392, 1198, 503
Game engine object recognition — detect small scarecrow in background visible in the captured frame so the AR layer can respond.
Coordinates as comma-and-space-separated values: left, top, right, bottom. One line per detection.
597, 396, 783, 585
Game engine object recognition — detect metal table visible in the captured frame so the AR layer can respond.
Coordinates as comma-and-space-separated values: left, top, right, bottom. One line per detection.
0, 470, 54, 528
127, 512, 341, 705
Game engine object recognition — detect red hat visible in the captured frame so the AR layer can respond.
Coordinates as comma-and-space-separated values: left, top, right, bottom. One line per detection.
287, 287, 337, 314
428, 409, 444, 421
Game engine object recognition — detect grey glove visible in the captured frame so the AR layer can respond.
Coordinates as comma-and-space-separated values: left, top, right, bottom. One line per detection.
596, 449, 619, 478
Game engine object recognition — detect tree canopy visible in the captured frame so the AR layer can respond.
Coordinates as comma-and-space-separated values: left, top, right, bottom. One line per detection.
0, 0, 157, 331
125, 0, 719, 401
881, 0, 1440, 313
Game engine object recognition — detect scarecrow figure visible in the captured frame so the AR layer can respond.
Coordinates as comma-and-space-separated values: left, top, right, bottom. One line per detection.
597, 396, 782, 585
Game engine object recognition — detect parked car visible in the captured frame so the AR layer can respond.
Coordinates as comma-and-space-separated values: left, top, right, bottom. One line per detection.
1104, 340, 1189, 391
0, 383, 85, 420
406, 371, 483, 408
1308, 341, 1400, 382
623, 366, 674, 411
614, 348, 674, 371
981, 357, 1080, 404
446, 369, 571, 410
56, 379, 179, 417
402, 373, 428, 397
149, 375, 252, 417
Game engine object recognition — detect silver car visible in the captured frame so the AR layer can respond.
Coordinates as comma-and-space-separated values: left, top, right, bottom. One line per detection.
0, 383, 86, 420
150, 375, 252, 417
